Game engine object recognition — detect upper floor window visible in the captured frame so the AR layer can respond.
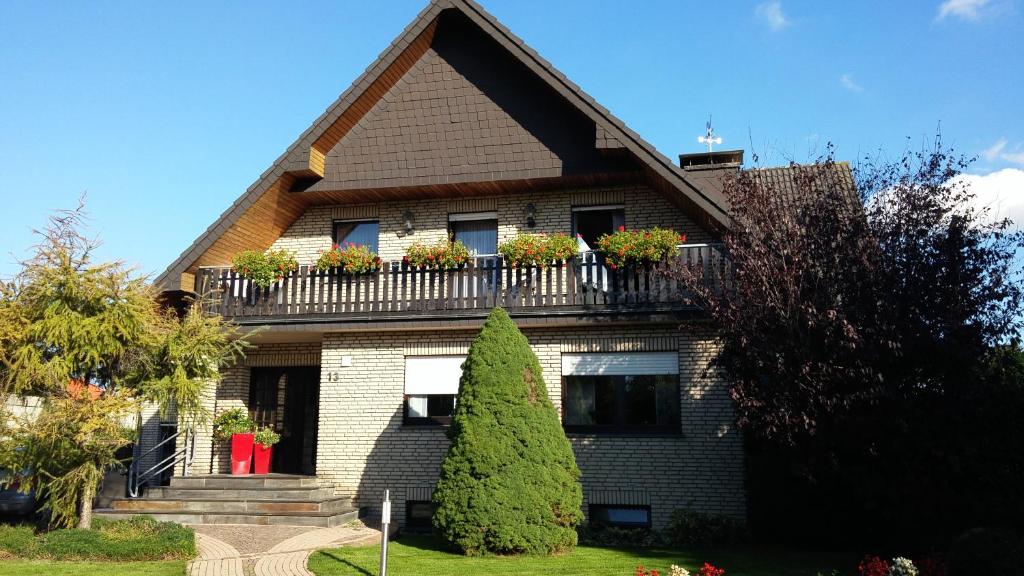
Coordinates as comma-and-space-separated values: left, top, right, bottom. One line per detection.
572, 205, 625, 250
449, 212, 498, 255
561, 352, 680, 434
404, 355, 464, 426
333, 220, 379, 253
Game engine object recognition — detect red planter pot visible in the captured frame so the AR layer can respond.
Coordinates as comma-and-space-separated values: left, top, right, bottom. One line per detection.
230, 433, 254, 475
253, 444, 273, 475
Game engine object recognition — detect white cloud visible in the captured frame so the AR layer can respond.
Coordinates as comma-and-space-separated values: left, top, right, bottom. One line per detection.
840, 73, 864, 92
937, 0, 990, 21
756, 1, 791, 31
982, 138, 1024, 166
952, 168, 1024, 226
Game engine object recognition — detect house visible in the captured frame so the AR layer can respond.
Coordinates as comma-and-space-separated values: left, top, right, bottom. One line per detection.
103, 0, 775, 530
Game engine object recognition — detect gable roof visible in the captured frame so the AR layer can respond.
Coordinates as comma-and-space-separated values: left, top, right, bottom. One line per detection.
748, 162, 859, 208
157, 0, 731, 289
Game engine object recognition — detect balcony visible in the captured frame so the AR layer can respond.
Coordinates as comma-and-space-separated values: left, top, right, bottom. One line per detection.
194, 244, 728, 324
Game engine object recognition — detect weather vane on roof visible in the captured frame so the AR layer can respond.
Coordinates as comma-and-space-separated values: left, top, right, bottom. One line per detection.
697, 117, 722, 152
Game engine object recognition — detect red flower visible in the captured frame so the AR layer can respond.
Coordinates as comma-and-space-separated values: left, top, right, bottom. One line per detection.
618, 225, 626, 232
679, 234, 687, 243
699, 563, 725, 576
858, 556, 889, 576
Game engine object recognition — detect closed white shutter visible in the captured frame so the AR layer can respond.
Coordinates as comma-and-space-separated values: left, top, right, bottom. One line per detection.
404, 356, 465, 395
561, 352, 678, 376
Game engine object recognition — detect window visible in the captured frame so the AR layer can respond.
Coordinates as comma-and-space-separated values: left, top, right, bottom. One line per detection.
561, 352, 680, 433
405, 500, 434, 530
572, 206, 625, 250
404, 356, 464, 425
589, 504, 651, 528
449, 212, 498, 255
333, 220, 379, 253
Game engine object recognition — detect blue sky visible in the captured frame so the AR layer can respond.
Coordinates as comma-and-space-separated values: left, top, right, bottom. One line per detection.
1, 0, 1022, 279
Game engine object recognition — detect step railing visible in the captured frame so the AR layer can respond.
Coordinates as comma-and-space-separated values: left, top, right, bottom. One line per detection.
127, 428, 194, 498
195, 244, 728, 319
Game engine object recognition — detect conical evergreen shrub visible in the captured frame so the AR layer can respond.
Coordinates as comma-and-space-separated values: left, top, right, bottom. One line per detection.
432, 308, 583, 555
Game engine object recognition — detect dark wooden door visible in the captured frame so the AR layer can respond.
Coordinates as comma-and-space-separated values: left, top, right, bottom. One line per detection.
249, 366, 319, 475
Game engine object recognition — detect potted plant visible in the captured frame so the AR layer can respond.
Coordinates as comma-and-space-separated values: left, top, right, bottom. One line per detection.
315, 243, 381, 274
404, 239, 471, 270
252, 427, 281, 475
230, 248, 299, 288
498, 232, 577, 268
596, 226, 685, 270
213, 408, 256, 475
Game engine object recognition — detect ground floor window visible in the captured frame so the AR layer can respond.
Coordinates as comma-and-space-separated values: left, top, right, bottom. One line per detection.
405, 500, 434, 530
404, 355, 464, 426
561, 352, 680, 433
589, 504, 651, 528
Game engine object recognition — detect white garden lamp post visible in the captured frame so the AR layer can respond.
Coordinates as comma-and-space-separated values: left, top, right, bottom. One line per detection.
379, 489, 391, 576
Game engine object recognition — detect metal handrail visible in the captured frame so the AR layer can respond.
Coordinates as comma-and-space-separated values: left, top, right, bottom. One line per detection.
128, 428, 194, 498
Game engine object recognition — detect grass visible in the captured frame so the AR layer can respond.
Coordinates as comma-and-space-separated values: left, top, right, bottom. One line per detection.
308, 534, 853, 576
0, 560, 187, 576
0, 516, 195, 562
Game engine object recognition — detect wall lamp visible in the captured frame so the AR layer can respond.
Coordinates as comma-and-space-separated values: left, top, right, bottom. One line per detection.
525, 203, 537, 228
402, 210, 415, 234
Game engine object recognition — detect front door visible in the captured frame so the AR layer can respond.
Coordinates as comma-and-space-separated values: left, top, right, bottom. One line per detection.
249, 366, 320, 475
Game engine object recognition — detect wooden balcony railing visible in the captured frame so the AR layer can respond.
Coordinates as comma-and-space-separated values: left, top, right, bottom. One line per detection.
194, 244, 728, 322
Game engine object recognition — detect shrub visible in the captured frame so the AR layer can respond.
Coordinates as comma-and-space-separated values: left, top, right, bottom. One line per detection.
254, 427, 281, 448
498, 233, 577, 268
315, 243, 381, 274
596, 226, 684, 269
669, 566, 691, 576
665, 509, 747, 549
636, 566, 661, 576
212, 408, 255, 442
947, 526, 1024, 576
0, 517, 194, 561
0, 525, 40, 558
578, 524, 665, 548
231, 248, 298, 288
432, 308, 583, 555
405, 239, 471, 270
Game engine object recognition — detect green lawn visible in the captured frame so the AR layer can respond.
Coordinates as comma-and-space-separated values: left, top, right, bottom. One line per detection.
309, 535, 851, 576
0, 560, 186, 576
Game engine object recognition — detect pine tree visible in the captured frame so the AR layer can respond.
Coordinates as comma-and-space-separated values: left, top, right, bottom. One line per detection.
432, 308, 583, 555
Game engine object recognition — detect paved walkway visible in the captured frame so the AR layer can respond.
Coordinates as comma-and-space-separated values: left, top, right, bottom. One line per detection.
187, 523, 380, 576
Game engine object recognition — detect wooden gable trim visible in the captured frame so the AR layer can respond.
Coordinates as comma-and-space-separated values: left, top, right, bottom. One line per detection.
158, 0, 730, 290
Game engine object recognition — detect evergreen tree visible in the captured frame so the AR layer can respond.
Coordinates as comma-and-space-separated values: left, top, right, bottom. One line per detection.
0, 201, 246, 528
432, 308, 583, 555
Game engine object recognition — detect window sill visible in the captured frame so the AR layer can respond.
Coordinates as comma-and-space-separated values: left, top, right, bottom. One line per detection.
565, 429, 683, 439
401, 420, 450, 430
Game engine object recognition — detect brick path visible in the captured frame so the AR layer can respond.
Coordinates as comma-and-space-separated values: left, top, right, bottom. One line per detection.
187, 524, 380, 576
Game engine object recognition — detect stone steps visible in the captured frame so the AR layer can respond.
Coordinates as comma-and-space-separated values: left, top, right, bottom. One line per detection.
93, 508, 359, 527
146, 486, 336, 500
95, 474, 359, 527
108, 495, 352, 514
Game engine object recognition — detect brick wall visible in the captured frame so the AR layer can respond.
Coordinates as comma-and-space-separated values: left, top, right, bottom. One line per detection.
317, 323, 744, 530
184, 325, 744, 530
270, 184, 714, 266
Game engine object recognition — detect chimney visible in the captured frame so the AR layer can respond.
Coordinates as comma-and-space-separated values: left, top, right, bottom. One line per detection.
678, 149, 744, 171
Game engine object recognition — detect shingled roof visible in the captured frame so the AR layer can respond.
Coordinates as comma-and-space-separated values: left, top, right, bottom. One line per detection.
156, 0, 731, 290
746, 162, 859, 208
